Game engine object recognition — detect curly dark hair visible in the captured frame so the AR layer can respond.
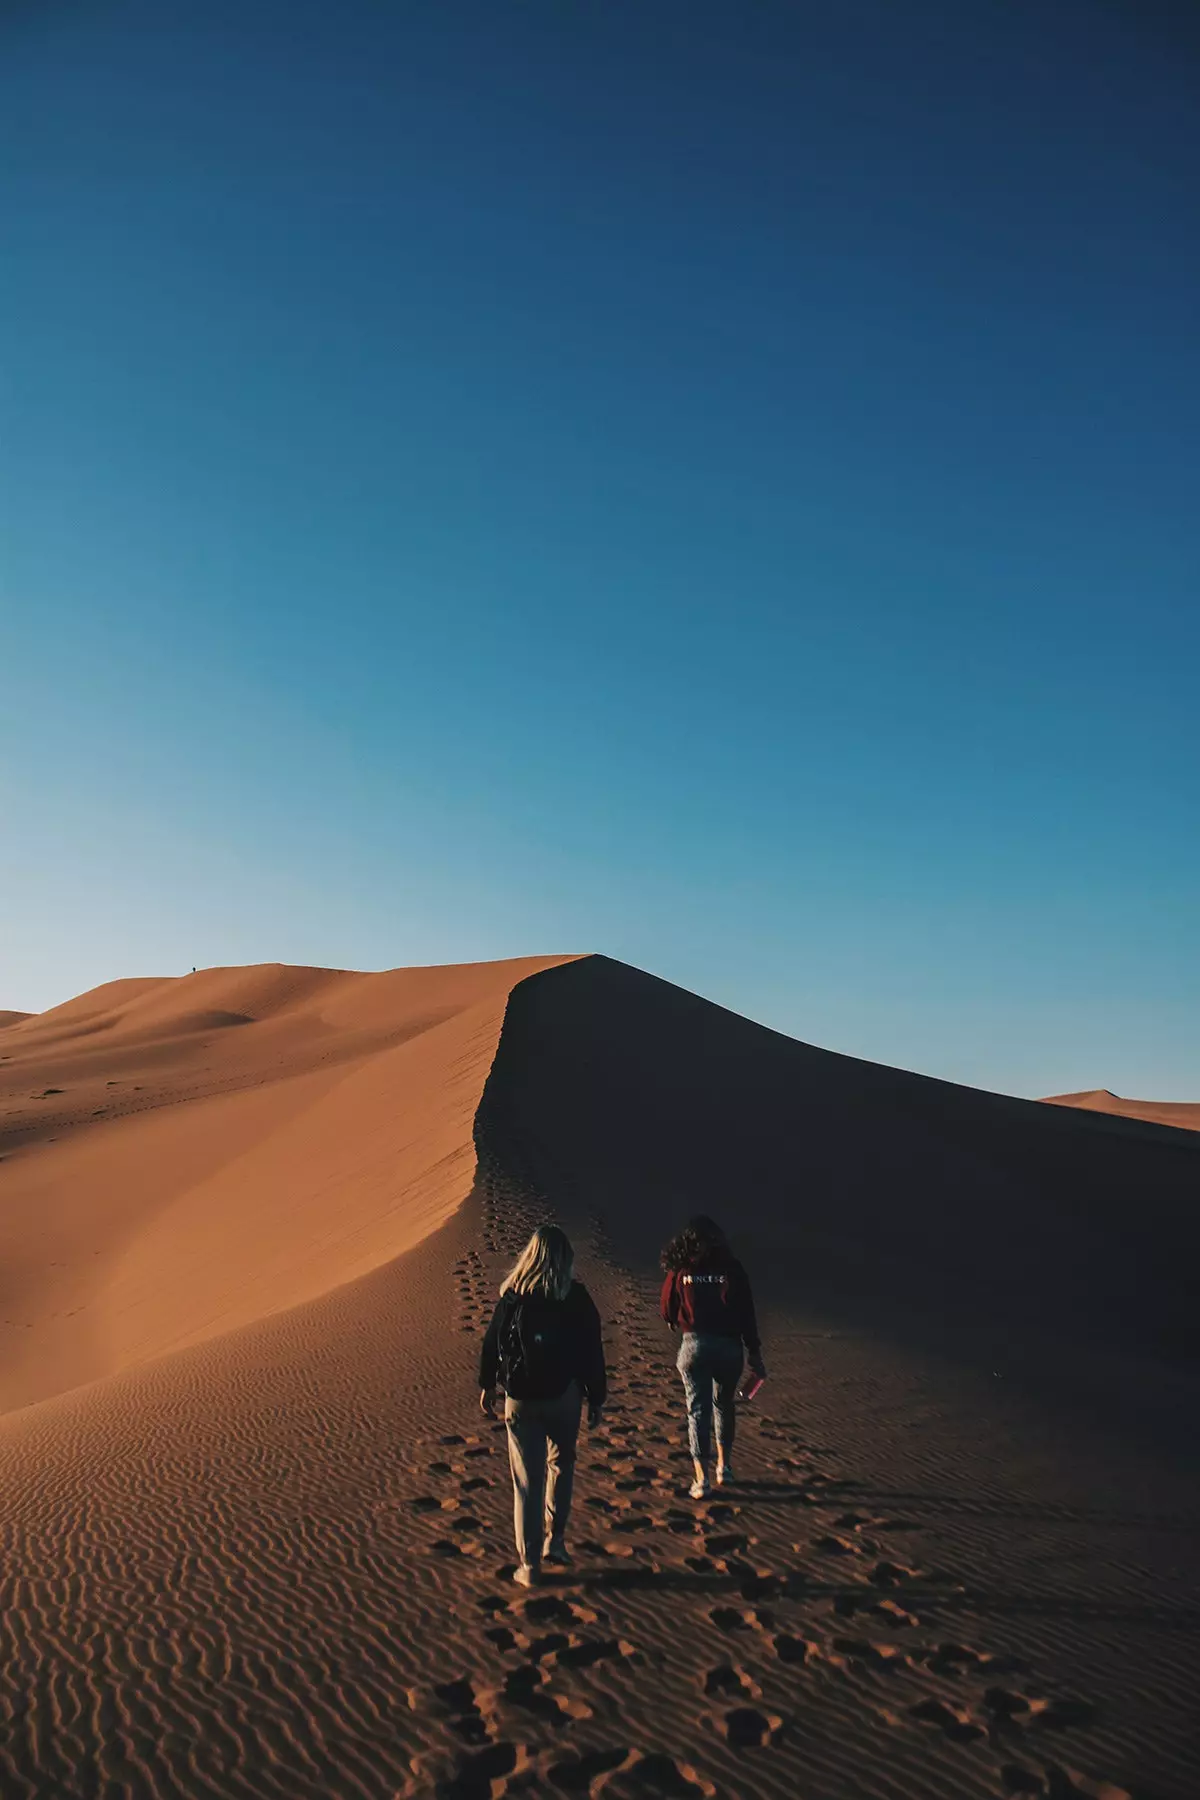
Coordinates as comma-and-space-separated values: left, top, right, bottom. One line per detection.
660, 1213, 730, 1271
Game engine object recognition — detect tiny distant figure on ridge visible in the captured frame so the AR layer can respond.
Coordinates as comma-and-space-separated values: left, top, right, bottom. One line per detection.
660, 1214, 766, 1499
479, 1224, 607, 1587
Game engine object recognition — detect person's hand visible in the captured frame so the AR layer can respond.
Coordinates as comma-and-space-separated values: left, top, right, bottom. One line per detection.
587, 1402, 603, 1429
749, 1357, 767, 1380
480, 1387, 498, 1419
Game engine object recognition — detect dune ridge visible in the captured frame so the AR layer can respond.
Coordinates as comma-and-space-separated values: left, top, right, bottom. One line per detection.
1041, 1087, 1200, 1133
480, 957, 1200, 1360
0, 1011, 33, 1029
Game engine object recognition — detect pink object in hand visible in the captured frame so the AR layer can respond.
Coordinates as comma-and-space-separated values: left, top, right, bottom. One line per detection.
739, 1372, 766, 1402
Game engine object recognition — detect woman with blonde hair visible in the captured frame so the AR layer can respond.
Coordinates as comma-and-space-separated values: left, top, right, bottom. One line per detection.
479, 1224, 607, 1586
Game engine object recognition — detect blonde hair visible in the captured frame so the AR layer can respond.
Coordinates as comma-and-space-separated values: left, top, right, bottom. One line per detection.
500, 1224, 575, 1302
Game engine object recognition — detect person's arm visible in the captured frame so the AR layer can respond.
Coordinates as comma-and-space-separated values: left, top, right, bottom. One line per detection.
479, 1299, 505, 1414
660, 1270, 680, 1329
732, 1262, 765, 1372
575, 1286, 607, 1418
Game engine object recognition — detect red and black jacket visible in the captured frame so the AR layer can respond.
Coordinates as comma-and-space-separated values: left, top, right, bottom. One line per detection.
660, 1254, 762, 1359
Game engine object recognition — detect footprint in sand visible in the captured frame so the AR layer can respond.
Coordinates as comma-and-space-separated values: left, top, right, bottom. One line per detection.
828, 1635, 913, 1671
710, 1606, 770, 1635
813, 1532, 871, 1557
867, 1559, 925, 1587
739, 1571, 783, 1601
921, 1642, 1030, 1677
491, 1663, 593, 1725
703, 1662, 762, 1700
445, 1513, 486, 1537
907, 1697, 986, 1742
607, 1753, 716, 1798
543, 1745, 633, 1791
872, 1598, 921, 1627
402, 1738, 530, 1800
519, 1594, 603, 1628
430, 1678, 489, 1747
716, 1706, 784, 1749
983, 1691, 1098, 1733
703, 1530, 750, 1557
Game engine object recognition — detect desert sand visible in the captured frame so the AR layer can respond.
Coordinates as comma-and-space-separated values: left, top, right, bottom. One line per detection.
1041, 1088, 1200, 1134
1, 954, 1197, 1800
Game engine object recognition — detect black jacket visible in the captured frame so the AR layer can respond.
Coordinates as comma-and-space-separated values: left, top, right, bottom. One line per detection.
479, 1281, 607, 1405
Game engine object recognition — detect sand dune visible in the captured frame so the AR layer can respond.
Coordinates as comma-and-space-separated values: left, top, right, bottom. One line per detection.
1, 955, 1196, 1800
0, 1011, 32, 1029
1041, 1087, 1200, 1133
0, 956, 574, 1415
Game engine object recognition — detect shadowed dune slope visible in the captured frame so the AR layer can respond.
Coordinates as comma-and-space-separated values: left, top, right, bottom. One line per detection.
479, 956, 1200, 1360
0, 1012, 33, 1030
1042, 1087, 1200, 1134
0, 955, 575, 1415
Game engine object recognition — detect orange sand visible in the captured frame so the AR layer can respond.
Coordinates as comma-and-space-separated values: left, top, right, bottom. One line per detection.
1, 955, 1196, 1800
1041, 1087, 1200, 1134
0, 957, 574, 1415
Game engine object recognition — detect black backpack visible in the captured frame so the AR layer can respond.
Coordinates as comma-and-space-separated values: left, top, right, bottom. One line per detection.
499, 1294, 572, 1394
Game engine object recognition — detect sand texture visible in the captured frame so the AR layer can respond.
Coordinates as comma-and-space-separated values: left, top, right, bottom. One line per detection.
2, 954, 1198, 1800
1041, 1089, 1200, 1134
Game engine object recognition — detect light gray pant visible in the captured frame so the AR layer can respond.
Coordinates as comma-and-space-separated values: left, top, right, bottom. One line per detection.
677, 1331, 743, 1465
504, 1381, 582, 1569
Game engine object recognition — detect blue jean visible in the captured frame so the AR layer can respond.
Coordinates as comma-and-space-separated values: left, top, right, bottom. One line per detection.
676, 1332, 743, 1466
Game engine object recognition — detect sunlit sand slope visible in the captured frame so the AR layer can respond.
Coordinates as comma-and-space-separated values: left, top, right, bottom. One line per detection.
0, 956, 574, 1414
1041, 1086, 1200, 1133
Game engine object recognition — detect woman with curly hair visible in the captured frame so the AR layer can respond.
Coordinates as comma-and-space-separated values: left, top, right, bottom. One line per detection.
660, 1215, 765, 1498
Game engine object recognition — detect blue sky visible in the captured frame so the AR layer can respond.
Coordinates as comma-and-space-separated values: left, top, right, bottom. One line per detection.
2, 0, 1197, 1098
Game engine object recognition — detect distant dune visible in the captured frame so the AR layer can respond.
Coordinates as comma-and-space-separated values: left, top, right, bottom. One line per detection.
1041, 1086, 1200, 1133
1, 954, 1197, 1800
0, 1010, 33, 1029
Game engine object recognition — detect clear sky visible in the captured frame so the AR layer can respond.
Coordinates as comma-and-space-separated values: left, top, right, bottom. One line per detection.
2, 0, 1197, 1099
